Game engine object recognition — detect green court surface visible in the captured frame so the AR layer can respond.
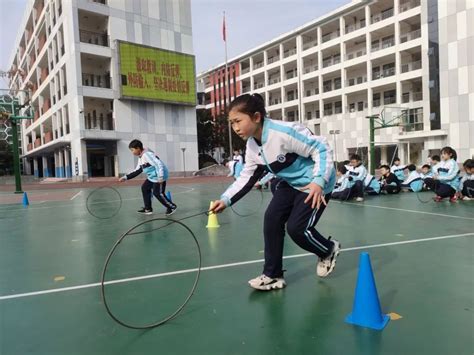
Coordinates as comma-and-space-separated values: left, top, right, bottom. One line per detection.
0, 180, 473, 355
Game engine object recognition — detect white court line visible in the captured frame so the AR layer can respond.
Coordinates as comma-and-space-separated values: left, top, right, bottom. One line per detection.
0, 187, 195, 211
338, 201, 474, 221
70, 191, 82, 200
0, 232, 472, 301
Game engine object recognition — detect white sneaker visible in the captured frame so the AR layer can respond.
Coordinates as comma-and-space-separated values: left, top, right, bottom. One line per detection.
248, 274, 286, 291
317, 239, 341, 277
355, 197, 364, 202
462, 196, 472, 201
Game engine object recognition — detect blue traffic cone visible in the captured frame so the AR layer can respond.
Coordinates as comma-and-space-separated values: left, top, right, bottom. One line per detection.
345, 252, 390, 330
166, 191, 172, 202
22, 192, 29, 207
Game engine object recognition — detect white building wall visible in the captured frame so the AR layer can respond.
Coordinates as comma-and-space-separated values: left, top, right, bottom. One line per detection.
9, 0, 197, 180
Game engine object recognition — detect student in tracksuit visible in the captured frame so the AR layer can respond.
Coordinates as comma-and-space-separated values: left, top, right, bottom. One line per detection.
424, 147, 460, 202
210, 94, 341, 291
459, 159, 474, 200
391, 157, 407, 181
119, 139, 177, 216
379, 164, 401, 194
347, 154, 367, 202
332, 164, 353, 200
364, 173, 381, 195
400, 164, 424, 192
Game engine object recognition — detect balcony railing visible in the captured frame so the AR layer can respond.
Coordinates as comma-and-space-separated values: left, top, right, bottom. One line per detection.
82, 73, 111, 88
305, 88, 319, 97
345, 49, 366, 60
286, 70, 297, 80
371, 8, 394, 23
79, 29, 109, 47
241, 67, 250, 74
399, 0, 420, 13
267, 56, 279, 64
85, 113, 114, 130
268, 77, 281, 85
401, 60, 422, 73
346, 76, 367, 86
253, 61, 264, 69
402, 91, 423, 103
345, 20, 366, 34
322, 30, 340, 43
253, 82, 265, 89
303, 40, 318, 51
283, 48, 297, 58
303, 65, 318, 74
322, 55, 341, 68
373, 67, 395, 80
269, 98, 282, 106
400, 29, 421, 43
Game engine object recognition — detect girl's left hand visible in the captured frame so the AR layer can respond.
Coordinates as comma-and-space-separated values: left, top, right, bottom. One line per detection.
300, 182, 327, 209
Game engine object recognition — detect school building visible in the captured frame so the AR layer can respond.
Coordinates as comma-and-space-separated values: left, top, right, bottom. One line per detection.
197, 0, 474, 166
7, 0, 198, 181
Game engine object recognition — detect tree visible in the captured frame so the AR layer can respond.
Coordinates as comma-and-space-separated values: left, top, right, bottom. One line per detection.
0, 140, 13, 176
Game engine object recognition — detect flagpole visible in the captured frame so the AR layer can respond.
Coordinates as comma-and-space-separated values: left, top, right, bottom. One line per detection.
223, 11, 233, 158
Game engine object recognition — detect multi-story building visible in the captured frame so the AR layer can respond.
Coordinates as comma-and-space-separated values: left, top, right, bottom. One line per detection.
8, 0, 197, 180
197, 0, 474, 166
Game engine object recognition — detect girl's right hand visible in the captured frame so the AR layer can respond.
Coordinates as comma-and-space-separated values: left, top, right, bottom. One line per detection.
210, 200, 227, 214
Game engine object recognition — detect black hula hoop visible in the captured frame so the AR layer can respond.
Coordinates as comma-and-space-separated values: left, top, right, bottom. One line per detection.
101, 217, 202, 329
86, 186, 123, 219
416, 189, 435, 204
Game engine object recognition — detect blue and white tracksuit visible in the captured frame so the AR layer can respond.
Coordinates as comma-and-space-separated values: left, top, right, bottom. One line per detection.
332, 175, 352, 200
391, 165, 406, 182
364, 173, 381, 195
424, 159, 460, 198
221, 118, 336, 277
401, 171, 423, 192
459, 173, 474, 197
124, 149, 175, 211
347, 164, 367, 198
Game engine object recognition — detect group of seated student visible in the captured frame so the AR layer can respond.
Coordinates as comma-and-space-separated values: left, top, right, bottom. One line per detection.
331, 146, 473, 203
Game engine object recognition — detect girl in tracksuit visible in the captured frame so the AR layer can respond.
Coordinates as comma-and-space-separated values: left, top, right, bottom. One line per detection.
119, 139, 177, 216
424, 147, 460, 202
391, 157, 407, 181
210, 94, 340, 291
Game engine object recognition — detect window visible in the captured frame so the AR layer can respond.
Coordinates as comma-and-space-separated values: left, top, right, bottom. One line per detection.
335, 101, 342, 114
384, 89, 396, 105
373, 93, 381, 107
349, 103, 355, 112
358, 101, 364, 111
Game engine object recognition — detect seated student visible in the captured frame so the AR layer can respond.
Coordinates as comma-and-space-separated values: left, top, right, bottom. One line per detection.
424, 147, 460, 202
379, 164, 401, 194
332, 164, 352, 200
400, 164, 423, 192
420, 164, 433, 179
364, 173, 381, 195
226, 160, 243, 179
459, 159, 474, 201
347, 154, 367, 202
430, 155, 441, 175
390, 157, 407, 181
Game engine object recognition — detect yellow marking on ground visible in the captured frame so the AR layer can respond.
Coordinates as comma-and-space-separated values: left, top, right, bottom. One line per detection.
258, 250, 264, 253
388, 312, 402, 320
54, 276, 65, 282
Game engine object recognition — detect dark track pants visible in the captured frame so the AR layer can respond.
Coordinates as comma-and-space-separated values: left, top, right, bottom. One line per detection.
141, 179, 176, 210
424, 178, 456, 198
262, 181, 334, 278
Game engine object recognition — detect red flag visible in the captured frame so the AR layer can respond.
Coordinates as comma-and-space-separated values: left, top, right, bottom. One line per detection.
222, 13, 226, 42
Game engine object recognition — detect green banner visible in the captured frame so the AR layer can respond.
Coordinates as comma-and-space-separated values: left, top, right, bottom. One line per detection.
119, 41, 196, 105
